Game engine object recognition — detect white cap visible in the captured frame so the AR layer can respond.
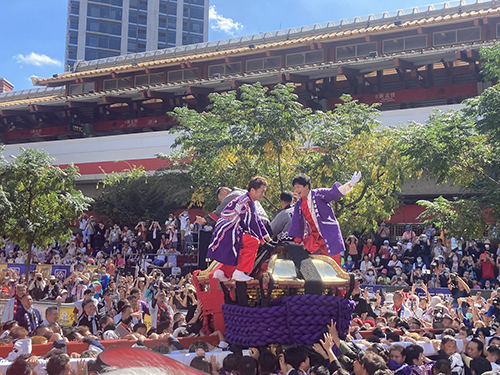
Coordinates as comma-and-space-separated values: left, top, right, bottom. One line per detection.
384, 293, 394, 305
430, 296, 442, 308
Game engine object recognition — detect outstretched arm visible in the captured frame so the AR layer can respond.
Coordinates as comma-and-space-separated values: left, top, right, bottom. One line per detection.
338, 171, 362, 196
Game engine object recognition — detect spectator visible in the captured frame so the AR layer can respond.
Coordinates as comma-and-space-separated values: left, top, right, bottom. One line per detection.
404, 344, 434, 375
2, 284, 26, 323
346, 235, 360, 264
379, 240, 391, 261
377, 269, 391, 285
402, 225, 416, 243
6, 354, 35, 375
78, 298, 102, 335
14, 295, 42, 335
362, 239, 377, 262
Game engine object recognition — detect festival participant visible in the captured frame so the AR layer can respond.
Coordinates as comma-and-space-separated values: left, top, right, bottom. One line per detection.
288, 172, 361, 263
14, 295, 42, 335
77, 298, 102, 335
2, 284, 26, 323
208, 176, 272, 282
195, 186, 270, 228
270, 191, 294, 242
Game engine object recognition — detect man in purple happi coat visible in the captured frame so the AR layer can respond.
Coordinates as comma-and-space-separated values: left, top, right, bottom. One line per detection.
288, 172, 361, 264
208, 176, 272, 282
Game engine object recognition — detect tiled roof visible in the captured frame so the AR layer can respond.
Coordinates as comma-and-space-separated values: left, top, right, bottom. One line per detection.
32, 5, 500, 86
0, 40, 494, 110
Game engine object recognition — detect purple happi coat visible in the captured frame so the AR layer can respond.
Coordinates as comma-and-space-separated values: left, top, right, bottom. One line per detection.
288, 182, 346, 256
207, 192, 268, 266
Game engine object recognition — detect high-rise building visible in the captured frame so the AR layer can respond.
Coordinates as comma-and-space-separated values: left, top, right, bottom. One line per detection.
64, 0, 209, 70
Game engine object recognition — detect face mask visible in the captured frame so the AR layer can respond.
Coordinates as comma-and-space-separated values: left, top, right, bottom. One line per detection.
453, 257, 458, 262
417, 258, 422, 263
485, 244, 490, 250
466, 313, 473, 320
375, 258, 380, 262
396, 270, 401, 275
368, 271, 373, 276
444, 273, 449, 277
347, 257, 352, 261
408, 301, 415, 309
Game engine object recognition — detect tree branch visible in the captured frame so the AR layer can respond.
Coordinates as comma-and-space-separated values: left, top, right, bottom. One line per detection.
345, 183, 369, 209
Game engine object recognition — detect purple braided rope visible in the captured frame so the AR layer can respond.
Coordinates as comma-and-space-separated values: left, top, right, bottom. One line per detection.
222, 295, 355, 347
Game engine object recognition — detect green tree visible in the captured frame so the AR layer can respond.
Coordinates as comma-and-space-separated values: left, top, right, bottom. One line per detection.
399, 45, 500, 236
304, 96, 406, 236
0, 148, 92, 281
416, 196, 486, 239
94, 166, 194, 227
167, 83, 407, 235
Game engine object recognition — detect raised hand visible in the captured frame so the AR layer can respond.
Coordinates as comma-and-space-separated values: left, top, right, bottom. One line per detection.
350, 171, 362, 186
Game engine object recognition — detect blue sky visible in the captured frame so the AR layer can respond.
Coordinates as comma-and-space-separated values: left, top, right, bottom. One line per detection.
1, 0, 441, 91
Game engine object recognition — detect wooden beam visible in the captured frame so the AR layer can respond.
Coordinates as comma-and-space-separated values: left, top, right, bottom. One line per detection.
231, 80, 244, 89
279, 73, 310, 83
186, 86, 212, 96
141, 90, 174, 100
0, 109, 30, 116
455, 50, 480, 63
337, 66, 360, 77
67, 101, 97, 108
111, 71, 134, 79
30, 105, 66, 113
144, 67, 166, 74
394, 59, 414, 71
102, 96, 132, 104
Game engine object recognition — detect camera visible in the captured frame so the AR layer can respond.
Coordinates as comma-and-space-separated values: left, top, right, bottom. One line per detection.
433, 307, 444, 322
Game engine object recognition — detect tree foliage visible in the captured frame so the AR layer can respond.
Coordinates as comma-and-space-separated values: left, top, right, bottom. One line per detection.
93, 166, 194, 227
167, 83, 407, 235
0, 148, 92, 279
416, 196, 486, 239
399, 45, 500, 236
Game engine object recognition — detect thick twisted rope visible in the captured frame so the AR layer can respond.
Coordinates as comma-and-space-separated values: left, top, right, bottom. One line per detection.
222, 295, 355, 346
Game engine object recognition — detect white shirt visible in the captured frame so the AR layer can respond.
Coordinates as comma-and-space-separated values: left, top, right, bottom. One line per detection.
180, 215, 189, 231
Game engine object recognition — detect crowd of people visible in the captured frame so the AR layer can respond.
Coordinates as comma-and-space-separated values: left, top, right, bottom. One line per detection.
343, 224, 500, 290
1, 174, 500, 375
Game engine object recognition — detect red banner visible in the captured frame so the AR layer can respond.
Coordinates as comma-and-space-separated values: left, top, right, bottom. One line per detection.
329, 82, 478, 107
4, 126, 72, 140
93, 115, 177, 132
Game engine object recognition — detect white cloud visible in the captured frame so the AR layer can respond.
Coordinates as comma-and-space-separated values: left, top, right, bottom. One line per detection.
209, 5, 243, 35
14, 52, 62, 67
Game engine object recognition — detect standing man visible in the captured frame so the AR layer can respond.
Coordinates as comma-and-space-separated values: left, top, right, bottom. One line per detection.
208, 176, 272, 282
288, 172, 361, 263
14, 295, 42, 335
2, 284, 26, 323
78, 299, 102, 335
43, 306, 62, 335
270, 191, 294, 242
195, 187, 270, 228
